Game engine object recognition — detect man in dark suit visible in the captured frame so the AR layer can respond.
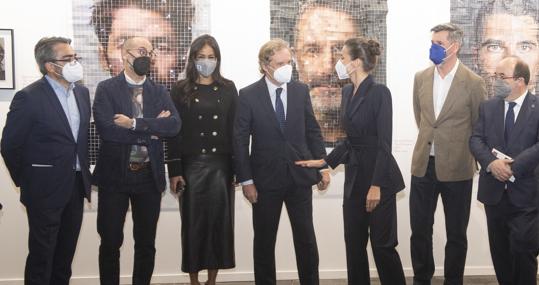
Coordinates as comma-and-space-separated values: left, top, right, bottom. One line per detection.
470, 56, 539, 285
234, 38, 329, 285
93, 37, 180, 285
1, 37, 91, 285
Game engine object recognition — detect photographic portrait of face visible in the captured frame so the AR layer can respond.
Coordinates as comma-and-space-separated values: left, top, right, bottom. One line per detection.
99, 7, 180, 87
87, 0, 196, 89
295, 5, 358, 143
476, 13, 539, 97
0, 43, 4, 70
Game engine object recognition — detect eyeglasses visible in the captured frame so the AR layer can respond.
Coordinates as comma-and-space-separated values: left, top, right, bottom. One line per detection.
492, 73, 515, 80
128, 48, 156, 58
51, 56, 82, 63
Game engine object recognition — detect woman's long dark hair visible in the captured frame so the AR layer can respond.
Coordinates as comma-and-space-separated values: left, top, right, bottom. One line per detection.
177, 34, 232, 103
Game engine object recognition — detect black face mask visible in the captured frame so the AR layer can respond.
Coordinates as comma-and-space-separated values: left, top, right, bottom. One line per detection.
130, 56, 151, 76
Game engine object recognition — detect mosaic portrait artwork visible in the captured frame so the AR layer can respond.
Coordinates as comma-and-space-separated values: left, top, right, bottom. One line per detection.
451, 0, 539, 98
71, 0, 210, 209
270, 0, 388, 146
72, 0, 210, 164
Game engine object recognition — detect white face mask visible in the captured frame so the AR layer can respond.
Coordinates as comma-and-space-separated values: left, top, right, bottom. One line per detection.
335, 59, 352, 80
54, 61, 84, 83
271, 64, 292, 84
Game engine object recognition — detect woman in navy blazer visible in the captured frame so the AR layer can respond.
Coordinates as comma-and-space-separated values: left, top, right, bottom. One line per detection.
296, 37, 406, 285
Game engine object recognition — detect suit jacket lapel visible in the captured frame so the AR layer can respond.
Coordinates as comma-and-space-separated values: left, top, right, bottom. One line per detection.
41, 78, 75, 142
257, 77, 283, 134
73, 86, 88, 142
341, 85, 352, 125
436, 64, 464, 123
493, 98, 506, 149
422, 66, 436, 124
117, 72, 134, 117
509, 93, 535, 145
347, 78, 373, 118
284, 81, 295, 135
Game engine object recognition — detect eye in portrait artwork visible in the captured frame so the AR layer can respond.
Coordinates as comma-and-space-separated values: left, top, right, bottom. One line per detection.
452, 0, 539, 98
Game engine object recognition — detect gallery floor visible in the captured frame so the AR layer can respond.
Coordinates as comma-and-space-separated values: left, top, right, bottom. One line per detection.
156, 275, 539, 285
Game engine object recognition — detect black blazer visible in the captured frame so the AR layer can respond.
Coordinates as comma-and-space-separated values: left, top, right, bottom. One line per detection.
234, 77, 326, 189
470, 93, 539, 208
325, 76, 405, 199
92, 72, 181, 192
1, 77, 92, 208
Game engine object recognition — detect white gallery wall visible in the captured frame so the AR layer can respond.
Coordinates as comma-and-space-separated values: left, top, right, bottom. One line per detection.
0, 0, 496, 284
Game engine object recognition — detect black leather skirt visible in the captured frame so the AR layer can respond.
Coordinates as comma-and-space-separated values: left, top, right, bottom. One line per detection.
180, 154, 235, 272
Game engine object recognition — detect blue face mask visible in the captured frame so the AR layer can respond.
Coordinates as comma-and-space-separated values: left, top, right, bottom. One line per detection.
429, 43, 452, 65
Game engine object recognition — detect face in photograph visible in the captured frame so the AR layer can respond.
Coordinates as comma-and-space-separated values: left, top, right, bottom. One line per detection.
98, 7, 180, 87
0, 41, 5, 80
476, 13, 539, 96
295, 5, 358, 142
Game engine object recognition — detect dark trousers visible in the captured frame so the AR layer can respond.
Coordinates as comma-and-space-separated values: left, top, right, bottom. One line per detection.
252, 180, 319, 285
410, 157, 472, 285
344, 194, 405, 285
485, 192, 538, 285
24, 172, 84, 285
97, 169, 162, 285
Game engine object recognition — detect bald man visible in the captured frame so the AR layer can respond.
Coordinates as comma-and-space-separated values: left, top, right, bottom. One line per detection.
93, 37, 181, 285
470, 56, 539, 285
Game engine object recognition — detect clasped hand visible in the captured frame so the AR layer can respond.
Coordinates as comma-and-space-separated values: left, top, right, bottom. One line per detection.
488, 159, 513, 182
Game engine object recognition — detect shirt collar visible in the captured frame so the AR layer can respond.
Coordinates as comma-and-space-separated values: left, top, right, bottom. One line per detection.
45, 75, 74, 93
265, 76, 287, 94
124, 71, 146, 86
434, 59, 460, 79
506, 90, 527, 107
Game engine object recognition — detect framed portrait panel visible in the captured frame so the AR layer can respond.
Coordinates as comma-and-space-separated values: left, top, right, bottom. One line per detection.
0, 29, 14, 89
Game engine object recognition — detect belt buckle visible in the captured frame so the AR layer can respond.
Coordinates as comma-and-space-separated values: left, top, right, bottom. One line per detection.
129, 162, 144, 171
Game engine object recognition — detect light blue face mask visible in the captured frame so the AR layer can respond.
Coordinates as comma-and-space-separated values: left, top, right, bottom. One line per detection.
195, 58, 217, 77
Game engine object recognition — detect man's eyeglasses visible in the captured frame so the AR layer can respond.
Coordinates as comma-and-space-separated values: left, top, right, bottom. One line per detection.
492, 73, 515, 80
128, 48, 156, 58
51, 56, 82, 63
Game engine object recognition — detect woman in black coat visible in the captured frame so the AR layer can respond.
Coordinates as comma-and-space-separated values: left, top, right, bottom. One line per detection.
167, 34, 237, 285
296, 37, 406, 285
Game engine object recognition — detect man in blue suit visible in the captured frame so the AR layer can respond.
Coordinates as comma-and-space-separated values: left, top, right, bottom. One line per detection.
93, 37, 180, 285
470, 56, 539, 285
234, 39, 330, 285
1, 37, 92, 285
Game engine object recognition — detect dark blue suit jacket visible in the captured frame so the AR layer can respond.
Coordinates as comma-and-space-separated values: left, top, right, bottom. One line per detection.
234, 77, 326, 190
92, 72, 181, 192
469, 93, 539, 207
325, 77, 405, 199
1, 77, 92, 208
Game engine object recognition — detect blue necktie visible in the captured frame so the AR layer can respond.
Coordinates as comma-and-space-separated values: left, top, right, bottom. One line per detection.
275, 87, 286, 131
504, 101, 517, 143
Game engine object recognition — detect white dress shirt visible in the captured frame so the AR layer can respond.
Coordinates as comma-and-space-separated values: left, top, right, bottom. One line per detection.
504, 90, 527, 123
265, 76, 288, 118
431, 59, 460, 156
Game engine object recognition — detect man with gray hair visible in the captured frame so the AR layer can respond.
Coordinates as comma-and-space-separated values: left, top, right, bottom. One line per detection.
410, 23, 487, 285
1, 37, 92, 285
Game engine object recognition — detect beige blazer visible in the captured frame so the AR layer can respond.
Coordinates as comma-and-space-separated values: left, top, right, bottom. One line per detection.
411, 62, 487, 181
